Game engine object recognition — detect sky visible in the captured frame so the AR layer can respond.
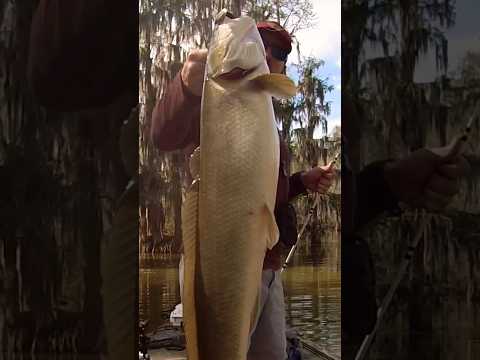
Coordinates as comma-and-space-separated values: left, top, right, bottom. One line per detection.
414, 0, 480, 83
286, 0, 341, 139
360, 0, 479, 84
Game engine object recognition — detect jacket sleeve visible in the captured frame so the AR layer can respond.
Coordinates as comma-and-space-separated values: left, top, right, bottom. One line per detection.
27, 0, 137, 110
151, 72, 202, 151
288, 171, 308, 200
355, 160, 399, 228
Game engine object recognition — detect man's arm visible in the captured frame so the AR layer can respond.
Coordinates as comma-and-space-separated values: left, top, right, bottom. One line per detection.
150, 50, 207, 151
28, 0, 137, 110
355, 160, 399, 228
288, 163, 336, 201
288, 172, 308, 200
355, 148, 470, 229
150, 72, 201, 151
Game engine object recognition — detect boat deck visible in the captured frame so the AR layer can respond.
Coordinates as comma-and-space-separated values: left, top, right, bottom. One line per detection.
144, 340, 339, 360
147, 346, 337, 360
140, 324, 339, 360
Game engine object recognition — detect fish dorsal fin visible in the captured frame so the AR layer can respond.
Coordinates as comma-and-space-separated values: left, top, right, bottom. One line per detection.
251, 74, 297, 99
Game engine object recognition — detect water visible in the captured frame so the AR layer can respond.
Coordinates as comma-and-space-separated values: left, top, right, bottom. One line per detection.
139, 231, 341, 358
139, 258, 181, 328
284, 230, 341, 357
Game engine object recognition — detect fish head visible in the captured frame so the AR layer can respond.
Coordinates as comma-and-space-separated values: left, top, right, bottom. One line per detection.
207, 13, 268, 80
206, 10, 297, 100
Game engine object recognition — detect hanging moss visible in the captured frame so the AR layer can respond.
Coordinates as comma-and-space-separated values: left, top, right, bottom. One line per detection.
139, 0, 330, 252
342, 1, 480, 357
1, 2, 132, 354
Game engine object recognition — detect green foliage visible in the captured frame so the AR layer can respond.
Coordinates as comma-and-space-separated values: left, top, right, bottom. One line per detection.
277, 57, 336, 168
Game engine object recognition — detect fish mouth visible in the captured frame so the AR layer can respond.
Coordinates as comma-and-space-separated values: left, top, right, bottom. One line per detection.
215, 67, 257, 81
207, 16, 267, 80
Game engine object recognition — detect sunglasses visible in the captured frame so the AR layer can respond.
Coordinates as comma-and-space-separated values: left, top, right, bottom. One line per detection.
260, 33, 289, 62
270, 46, 289, 62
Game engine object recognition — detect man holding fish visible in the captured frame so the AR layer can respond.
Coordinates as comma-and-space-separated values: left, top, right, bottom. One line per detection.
152, 16, 335, 360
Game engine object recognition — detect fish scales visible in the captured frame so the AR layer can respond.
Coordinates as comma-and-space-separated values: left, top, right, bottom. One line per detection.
182, 11, 296, 360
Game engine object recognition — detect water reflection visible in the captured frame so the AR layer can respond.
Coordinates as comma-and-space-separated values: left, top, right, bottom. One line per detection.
139, 260, 180, 331
284, 231, 341, 357
138, 231, 340, 358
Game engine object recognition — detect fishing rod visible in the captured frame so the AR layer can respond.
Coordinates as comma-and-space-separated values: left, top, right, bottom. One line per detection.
282, 151, 341, 273
300, 337, 340, 360
354, 108, 478, 360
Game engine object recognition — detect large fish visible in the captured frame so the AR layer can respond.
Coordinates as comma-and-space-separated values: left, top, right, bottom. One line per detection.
181, 10, 296, 360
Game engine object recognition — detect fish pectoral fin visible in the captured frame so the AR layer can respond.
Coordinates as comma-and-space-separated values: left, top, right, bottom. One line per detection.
263, 203, 279, 250
251, 74, 297, 99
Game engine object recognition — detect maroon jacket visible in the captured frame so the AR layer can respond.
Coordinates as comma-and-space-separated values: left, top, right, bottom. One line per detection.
152, 73, 307, 270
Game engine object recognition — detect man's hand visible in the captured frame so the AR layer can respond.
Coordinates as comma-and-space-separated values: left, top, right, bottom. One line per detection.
301, 162, 336, 194
384, 148, 470, 211
181, 49, 208, 96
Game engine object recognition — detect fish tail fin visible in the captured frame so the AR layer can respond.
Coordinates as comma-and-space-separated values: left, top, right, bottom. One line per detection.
251, 73, 297, 99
